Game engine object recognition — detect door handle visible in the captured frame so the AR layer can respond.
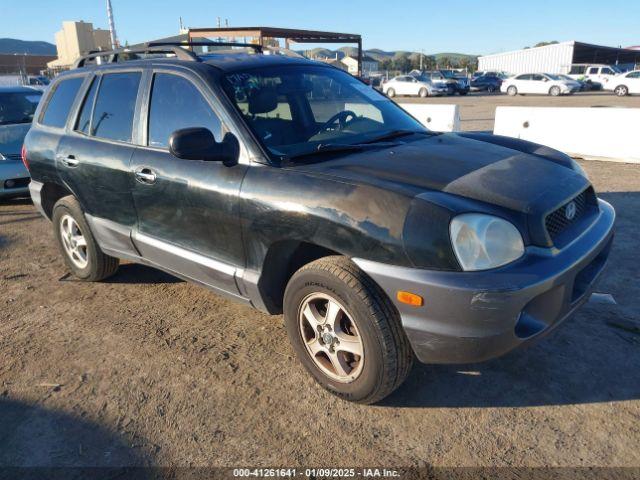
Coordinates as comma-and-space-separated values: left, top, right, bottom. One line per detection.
134, 167, 157, 185
56, 154, 79, 167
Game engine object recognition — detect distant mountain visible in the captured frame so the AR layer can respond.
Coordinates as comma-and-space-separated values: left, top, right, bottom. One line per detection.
0, 38, 56, 55
298, 46, 477, 64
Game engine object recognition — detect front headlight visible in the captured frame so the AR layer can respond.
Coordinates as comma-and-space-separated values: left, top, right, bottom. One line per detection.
450, 214, 524, 271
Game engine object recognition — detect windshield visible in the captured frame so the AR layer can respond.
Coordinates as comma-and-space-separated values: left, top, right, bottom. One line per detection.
223, 65, 426, 159
0, 91, 42, 125
546, 74, 563, 80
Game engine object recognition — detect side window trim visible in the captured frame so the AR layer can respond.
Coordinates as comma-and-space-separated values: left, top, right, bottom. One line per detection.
140, 69, 228, 151
73, 74, 102, 136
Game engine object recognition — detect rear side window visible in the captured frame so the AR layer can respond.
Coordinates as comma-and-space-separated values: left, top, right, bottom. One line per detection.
40, 77, 84, 128
147, 73, 222, 148
91, 72, 141, 142
588, 67, 599, 74
75, 77, 99, 135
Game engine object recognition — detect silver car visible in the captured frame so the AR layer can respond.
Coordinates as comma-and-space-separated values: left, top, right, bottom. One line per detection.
0, 86, 42, 198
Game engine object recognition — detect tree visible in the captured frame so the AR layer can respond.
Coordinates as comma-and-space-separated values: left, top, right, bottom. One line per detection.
380, 58, 393, 72
533, 41, 559, 48
393, 56, 411, 73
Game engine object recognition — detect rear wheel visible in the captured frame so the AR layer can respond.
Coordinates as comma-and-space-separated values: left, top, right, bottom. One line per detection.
614, 85, 629, 96
283, 256, 413, 404
418, 87, 428, 98
487, 85, 496, 93
507, 85, 518, 96
386, 88, 396, 98
549, 85, 561, 96
52, 196, 119, 281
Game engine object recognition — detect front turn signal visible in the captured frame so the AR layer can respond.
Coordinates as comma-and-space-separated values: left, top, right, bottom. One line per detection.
397, 291, 423, 307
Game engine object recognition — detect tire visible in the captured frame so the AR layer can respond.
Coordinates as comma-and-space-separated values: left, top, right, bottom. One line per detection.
418, 87, 428, 98
458, 91, 468, 96
487, 85, 496, 93
52, 196, 119, 281
386, 88, 395, 98
549, 86, 561, 96
507, 85, 518, 96
283, 256, 413, 404
614, 85, 629, 97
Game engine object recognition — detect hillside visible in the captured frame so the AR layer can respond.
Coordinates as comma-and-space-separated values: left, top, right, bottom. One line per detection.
298, 46, 477, 64
0, 38, 56, 55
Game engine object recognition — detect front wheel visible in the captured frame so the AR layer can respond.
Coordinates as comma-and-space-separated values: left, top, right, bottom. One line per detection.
386, 88, 396, 98
52, 196, 119, 281
284, 256, 413, 404
549, 86, 561, 96
418, 87, 428, 98
614, 85, 629, 96
487, 85, 496, 93
507, 85, 518, 96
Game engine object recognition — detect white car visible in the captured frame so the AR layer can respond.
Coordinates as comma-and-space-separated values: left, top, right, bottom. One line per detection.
568, 64, 622, 87
604, 70, 640, 96
500, 73, 579, 96
382, 75, 448, 98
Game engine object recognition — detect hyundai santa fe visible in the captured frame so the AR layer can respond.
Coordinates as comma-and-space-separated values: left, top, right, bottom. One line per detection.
24, 44, 615, 403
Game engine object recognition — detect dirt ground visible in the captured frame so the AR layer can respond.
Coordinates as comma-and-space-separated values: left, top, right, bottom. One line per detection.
1, 92, 639, 473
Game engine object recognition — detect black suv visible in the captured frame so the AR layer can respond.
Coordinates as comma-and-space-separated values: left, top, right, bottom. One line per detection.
25, 44, 614, 403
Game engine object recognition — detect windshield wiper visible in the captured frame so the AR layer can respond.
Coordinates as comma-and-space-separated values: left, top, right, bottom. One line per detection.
285, 143, 367, 161
360, 129, 435, 144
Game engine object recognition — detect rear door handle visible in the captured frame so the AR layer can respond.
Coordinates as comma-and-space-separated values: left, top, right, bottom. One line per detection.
134, 167, 157, 185
56, 154, 79, 167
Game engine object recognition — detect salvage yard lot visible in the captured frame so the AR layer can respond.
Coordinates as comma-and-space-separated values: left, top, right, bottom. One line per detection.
1, 92, 639, 469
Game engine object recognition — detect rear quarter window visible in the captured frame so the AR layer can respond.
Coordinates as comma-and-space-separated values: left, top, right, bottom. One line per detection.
40, 76, 84, 128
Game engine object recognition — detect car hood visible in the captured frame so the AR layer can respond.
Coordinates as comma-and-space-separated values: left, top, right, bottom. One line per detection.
291, 133, 589, 216
0, 123, 31, 155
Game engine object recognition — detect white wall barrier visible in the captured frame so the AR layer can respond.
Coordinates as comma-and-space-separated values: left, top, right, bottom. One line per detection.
494, 106, 640, 164
398, 103, 461, 132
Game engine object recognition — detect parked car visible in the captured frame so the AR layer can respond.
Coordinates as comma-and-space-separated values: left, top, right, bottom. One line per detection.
382, 75, 449, 97
568, 64, 622, 88
414, 71, 455, 95
25, 44, 615, 404
470, 74, 502, 93
438, 69, 470, 95
555, 74, 582, 92
0, 86, 42, 198
604, 70, 640, 96
501, 73, 579, 96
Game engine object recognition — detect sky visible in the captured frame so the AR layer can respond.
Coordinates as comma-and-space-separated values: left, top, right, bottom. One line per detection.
2, 0, 639, 55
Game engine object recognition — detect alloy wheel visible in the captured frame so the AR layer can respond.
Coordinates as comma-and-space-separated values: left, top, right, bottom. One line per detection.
298, 293, 364, 383
59, 214, 89, 269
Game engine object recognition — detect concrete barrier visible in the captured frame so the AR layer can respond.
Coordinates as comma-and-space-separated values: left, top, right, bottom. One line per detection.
398, 103, 461, 132
494, 106, 640, 164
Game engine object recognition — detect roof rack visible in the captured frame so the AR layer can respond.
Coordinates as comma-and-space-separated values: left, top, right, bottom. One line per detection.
72, 41, 264, 69
73, 45, 200, 69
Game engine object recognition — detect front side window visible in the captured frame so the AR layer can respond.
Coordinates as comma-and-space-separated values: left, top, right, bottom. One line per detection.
40, 77, 83, 128
0, 90, 42, 125
148, 73, 222, 148
223, 65, 425, 159
91, 72, 141, 142
588, 67, 599, 74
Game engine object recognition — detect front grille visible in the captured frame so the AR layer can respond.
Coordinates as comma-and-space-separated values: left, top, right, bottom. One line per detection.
3, 153, 22, 161
545, 190, 589, 240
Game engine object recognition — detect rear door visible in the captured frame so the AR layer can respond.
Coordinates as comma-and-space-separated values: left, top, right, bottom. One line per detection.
129, 68, 248, 295
55, 69, 143, 256
530, 74, 548, 94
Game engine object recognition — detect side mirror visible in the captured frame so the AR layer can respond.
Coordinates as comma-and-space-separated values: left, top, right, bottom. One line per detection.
169, 127, 239, 166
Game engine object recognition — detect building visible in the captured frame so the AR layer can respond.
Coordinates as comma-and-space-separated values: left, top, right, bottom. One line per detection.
341, 55, 378, 76
478, 41, 640, 75
0, 54, 56, 75
47, 21, 111, 70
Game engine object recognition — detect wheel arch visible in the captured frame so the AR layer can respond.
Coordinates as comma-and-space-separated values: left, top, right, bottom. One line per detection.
253, 240, 343, 315
40, 181, 75, 220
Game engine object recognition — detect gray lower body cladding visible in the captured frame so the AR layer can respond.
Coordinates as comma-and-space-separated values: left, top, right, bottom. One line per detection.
354, 199, 615, 364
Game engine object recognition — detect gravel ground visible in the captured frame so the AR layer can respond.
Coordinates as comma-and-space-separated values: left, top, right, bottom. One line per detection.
1, 92, 639, 473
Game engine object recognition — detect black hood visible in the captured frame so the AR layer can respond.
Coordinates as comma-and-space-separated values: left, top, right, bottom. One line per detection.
291, 133, 590, 218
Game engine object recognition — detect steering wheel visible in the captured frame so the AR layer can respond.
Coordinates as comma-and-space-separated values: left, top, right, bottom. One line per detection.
318, 110, 357, 133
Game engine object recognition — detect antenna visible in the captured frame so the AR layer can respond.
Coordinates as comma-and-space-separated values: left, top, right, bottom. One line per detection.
106, 0, 119, 49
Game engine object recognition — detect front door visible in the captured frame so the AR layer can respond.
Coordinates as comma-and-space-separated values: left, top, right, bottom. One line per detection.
129, 70, 248, 295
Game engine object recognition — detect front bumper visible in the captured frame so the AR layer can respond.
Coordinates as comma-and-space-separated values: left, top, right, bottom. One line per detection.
354, 199, 615, 364
0, 160, 30, 198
